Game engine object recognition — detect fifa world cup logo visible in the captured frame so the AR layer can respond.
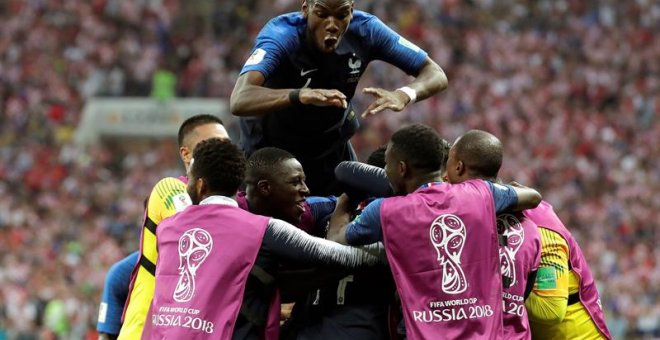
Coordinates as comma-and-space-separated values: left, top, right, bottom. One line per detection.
173, 228, 213, 302
430, 214, 467, 294
497, 214, 525, 287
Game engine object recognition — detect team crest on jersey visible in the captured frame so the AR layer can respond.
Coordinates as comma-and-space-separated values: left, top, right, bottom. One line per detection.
173, 228, 213, 302
430, 214, 468, 294
245, 48, 266, 66
347, 55, 362, 83
497, 214, 525, 287
348, 57, 362, 74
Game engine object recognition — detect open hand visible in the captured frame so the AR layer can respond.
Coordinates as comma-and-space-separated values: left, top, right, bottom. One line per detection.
299, 88, 348, 109
360, 87, 411, 118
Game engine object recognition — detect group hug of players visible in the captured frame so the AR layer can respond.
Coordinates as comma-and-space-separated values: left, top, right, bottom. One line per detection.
95, 2, 611, 338
96, 115, 611, 340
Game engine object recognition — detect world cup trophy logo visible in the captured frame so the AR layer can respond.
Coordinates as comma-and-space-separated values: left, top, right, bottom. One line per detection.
430, 214, 467, 294
173, 228, 213, 302
497, 214, 525, 287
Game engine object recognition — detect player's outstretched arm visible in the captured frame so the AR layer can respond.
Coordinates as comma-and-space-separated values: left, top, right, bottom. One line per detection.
230, 71, 347, 117
361, 57, 448, 117
265, 217, 384, 268
509, 181, 542, 210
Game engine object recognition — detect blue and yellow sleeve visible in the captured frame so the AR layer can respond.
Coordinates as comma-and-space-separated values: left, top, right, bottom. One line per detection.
118, 177, 190, 339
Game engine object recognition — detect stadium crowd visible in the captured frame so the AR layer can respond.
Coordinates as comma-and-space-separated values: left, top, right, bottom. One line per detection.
0, 0, 657, 338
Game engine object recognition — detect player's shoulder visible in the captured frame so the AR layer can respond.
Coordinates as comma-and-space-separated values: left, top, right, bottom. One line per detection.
305, 195, 336, 206
259, 12, 304, 47
449, 179, 497, 195
538, 226, 567, 244
347, 10, 383, 35
107, 253, 137, 287
151, 176, 187, 193
350, 10, 379, 25
149, 176, 190, 212
266, 11, 305, 29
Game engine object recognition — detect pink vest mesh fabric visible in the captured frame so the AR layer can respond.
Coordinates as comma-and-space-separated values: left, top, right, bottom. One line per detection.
143, 203, 277, 339
380, 180, 504, 340
524, 201, 611, 339
497, 213, 541, 339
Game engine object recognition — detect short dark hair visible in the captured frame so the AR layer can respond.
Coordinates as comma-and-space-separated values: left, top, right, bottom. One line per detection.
306, 0, 352, 8
452, 130, 503, 179
390, 124, 448, 172
246, 147, 296, 183
177, 114, 224, 148
191, 138, 246, 195
367, 145, 387, 168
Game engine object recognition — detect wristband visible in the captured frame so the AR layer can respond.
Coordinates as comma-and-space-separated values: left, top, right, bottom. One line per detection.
396, 86, 417, 104
289, 89, 302, 106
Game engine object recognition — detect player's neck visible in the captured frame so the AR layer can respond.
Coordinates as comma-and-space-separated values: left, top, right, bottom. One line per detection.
408, 171, 444, 193
465, 171, 497, 183
245, 196, 272, 217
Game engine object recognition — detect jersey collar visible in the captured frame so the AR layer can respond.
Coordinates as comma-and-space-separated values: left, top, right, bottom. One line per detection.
416, 182, 445, 192
199, 195, 238, 207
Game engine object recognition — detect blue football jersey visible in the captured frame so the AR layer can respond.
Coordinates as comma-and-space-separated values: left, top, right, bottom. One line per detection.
239, 11, 428, 159
97, 252, 139, 335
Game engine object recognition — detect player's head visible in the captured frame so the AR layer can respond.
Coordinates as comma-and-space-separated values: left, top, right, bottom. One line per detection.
385, 124, 449, 195
302, 0, 354, 53
445, 129, 503, 184
186, 138, 246, 204
178, 114, 230, 172
367, 145, 387, 169
245, 147, 310, 224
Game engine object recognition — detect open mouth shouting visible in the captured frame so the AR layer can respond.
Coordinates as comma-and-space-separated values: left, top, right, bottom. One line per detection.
323, 35, 339, 51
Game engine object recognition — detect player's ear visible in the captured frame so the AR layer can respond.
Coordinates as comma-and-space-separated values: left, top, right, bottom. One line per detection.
456, 160, 466, 177
180, 146, 191, 167
399, 160, 408, 178
196, 177, 208, 199
301, 0, 309, 17
257, 179, 271, 196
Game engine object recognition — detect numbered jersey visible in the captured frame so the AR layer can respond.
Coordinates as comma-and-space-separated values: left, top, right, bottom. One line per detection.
282, 199, 393, 340
284, 267, 394, 340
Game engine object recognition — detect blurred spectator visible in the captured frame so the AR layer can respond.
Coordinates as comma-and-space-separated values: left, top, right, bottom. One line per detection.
151, 59, 177, 100
0, 0, 657, 338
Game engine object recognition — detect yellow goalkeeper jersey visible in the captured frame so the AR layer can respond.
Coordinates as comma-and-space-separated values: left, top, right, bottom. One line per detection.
118, 177, 191, 339
526, 227, 605, 340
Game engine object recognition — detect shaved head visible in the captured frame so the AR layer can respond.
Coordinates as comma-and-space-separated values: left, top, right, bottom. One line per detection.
450, 130, 503, 180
